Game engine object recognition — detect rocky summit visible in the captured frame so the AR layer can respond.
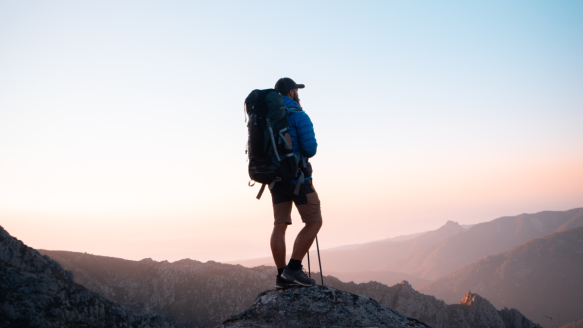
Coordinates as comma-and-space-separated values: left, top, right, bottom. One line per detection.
0, 225, 173, 328
220, 285, 430, 328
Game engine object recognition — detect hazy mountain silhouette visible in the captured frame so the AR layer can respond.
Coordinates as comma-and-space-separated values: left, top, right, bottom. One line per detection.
323, 230, 430, 252
233, 208, 582, 284
0, 226, 173, 328
325, 270, 431, 289
380, 207, 583, 280
231, 220, 466, 275
42, 249, 537, 328
419, 226, 583, 328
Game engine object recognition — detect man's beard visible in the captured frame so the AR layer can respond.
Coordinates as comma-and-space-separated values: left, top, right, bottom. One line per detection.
293, 93, 302, 108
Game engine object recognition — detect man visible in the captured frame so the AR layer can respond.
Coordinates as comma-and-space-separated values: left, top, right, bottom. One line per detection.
270, 77, 322, 289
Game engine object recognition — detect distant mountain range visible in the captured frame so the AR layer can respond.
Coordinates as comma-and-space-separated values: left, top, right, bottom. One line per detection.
388, 208, 583, 280
41, 248, 537, 328
228, 207, 583, 328
3, 207, 581, 328
230, 219, 467, 277
232, 208, 583, 282
324, 270, 431, 289
322, 229, 433, 252
419, 226, 583, 327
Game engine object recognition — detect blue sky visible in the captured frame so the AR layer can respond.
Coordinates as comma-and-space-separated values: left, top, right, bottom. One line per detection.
1, 1, 582, 261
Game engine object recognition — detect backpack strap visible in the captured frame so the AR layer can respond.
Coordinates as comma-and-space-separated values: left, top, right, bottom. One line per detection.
256, 183, 266, 200
266, 118, 281, 161
278, 127, 292, 149
294, 171, 304, 195
293, 152, 306, 195
269, 177, 282, 190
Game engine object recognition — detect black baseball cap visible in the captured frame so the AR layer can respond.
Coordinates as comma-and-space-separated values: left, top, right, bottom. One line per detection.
274, 77, 305, 95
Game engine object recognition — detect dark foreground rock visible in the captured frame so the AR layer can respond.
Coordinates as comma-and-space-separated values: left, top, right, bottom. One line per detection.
220, 285, 431, 327
0, 225, 173, 328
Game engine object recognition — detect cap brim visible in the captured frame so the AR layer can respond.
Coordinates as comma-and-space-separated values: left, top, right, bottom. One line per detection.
296, 84, 305, 89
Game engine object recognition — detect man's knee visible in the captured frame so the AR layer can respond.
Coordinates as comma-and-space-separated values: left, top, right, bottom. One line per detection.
306, 221, 322, 232
273, 223, 288, 234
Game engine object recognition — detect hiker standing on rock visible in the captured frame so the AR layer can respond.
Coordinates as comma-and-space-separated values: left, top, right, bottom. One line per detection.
244, 78, 322, 289
271, 78, 322, 289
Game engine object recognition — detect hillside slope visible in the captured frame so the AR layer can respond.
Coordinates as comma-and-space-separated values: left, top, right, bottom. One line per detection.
419, 226, 583, 327
0, 226, 172, 328
40, 251, 274, 328
382, 207, 583, 280
324, 278, 539, 328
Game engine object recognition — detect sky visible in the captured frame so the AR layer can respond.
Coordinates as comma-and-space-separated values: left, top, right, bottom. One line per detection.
1, 0, 582, 263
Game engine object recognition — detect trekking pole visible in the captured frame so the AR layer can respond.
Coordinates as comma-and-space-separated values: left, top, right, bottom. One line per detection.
316, 236, 324, 285
307, 249, 311, 279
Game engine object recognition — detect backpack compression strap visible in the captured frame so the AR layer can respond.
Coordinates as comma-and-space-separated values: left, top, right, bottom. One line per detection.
266, 118, 281, 161
256, 177, 282, 200
293, 152, 307, 195
256, 183, 266, 200
294, 171, 304, 195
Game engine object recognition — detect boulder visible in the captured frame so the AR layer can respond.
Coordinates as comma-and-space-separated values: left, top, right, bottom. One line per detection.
220, 285, 431, 327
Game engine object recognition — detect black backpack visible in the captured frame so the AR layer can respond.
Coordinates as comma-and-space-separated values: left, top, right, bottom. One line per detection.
245, 89, 305, 199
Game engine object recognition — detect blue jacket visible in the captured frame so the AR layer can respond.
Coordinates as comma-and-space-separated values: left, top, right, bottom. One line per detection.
282, 96, 318, 159
282, 96, 317, 183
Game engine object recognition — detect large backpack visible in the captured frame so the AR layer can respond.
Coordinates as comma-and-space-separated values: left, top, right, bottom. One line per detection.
245, 89, 304, 199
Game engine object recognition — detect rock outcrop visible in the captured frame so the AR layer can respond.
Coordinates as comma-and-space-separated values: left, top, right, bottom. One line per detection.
220, 285, 430, 328
0, 225, 173, 328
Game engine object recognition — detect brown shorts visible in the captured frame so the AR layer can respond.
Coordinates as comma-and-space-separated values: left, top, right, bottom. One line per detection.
269, 179, 322, 225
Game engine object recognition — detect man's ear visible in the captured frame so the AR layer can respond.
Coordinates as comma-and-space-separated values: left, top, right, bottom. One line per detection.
287, 89, 295, 98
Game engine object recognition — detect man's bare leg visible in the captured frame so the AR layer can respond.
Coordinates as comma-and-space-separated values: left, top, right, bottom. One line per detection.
290, 222, 322, 261
271, 223, 288, 269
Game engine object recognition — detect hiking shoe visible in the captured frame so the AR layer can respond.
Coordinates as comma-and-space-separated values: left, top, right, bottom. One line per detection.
275, 275, 296, 289
282, 265, 316, 287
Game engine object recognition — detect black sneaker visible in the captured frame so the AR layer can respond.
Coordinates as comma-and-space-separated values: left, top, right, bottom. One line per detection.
282, 265, 316, 287
275, 275, 296, 289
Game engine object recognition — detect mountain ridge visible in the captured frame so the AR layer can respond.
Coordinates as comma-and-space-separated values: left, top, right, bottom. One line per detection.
419, 226, 583, 327
380, 207, 583, 280
230, 219, 466, 275
42, 248, 538, 328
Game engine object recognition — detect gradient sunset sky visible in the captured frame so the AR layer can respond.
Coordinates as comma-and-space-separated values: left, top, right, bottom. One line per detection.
1, 0, 582, 262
